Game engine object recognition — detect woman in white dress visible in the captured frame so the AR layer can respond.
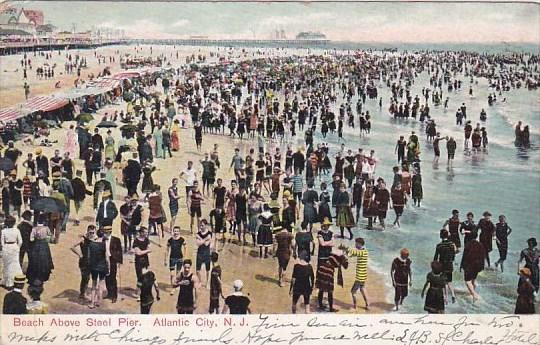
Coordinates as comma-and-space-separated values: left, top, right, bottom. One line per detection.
1, 216, 23, 288
63, 125, 79, 158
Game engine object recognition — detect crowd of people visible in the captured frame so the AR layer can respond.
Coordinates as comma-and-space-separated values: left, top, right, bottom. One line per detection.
1, 46, 539, 315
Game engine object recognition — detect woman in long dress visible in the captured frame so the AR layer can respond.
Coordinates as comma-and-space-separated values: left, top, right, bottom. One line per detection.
153, 126, 164, 159
257, 204, 274, 258
142, 164, 156, 194
1, 216, 23, 288
318, 182, 332, 222
26, 214, 54, 284
63, 125, 78, 158
247, 195, 262, 246
104, 130, 116, 161
104, 160, 116, 200
335, 182, 355, 240
171, 120, 180, 151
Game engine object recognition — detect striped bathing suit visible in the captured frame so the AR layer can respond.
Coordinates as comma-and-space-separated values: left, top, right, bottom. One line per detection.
347, 248, 368, 283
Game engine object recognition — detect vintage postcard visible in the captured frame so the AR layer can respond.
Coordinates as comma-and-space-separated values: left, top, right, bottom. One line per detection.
0, 0, 538, 344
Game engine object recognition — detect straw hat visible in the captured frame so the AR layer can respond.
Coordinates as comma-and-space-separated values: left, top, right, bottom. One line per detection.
102, 190, 112, 198
35, 148, 42, 155
52, 171, 62, 178
14, 274, 26, 285
102, 225, 113, 233
321, 217, 332, 226
9, 170, 16, 176
519, 267, 531, 278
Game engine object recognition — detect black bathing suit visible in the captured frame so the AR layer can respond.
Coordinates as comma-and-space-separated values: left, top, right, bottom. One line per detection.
433, 138, 441, 156
448, 217, 461, 248
176, 272, 195, 314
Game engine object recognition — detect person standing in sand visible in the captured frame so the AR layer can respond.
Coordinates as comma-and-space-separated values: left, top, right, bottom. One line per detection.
174, 259, 200, 314
195, 220, 213, 288
1, 216, 23, 289
315, 248, 348, 312
164, 226, 186, 296
274, 226, 294, 287
23, 82, 30, 100
341, 238, 369, 311
290, 250, 314, 314
63, 125, 78, 158
168, 178, 180, 230
171, 120, 180, 151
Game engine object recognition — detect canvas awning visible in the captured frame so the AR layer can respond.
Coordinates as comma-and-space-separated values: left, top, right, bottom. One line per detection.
0, 107, 23, 122
54, 87, 106, 99
21, 95, 69, 113
86, 77, 121, 91
112, 71, 141, 80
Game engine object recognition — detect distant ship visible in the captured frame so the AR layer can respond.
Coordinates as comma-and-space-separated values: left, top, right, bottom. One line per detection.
295, 31, 327, 40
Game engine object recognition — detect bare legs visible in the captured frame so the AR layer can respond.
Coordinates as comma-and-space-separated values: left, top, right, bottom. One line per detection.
89, 277, 104, 308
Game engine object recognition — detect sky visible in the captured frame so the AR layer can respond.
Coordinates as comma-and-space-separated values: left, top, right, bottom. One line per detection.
13, 1, 540, 43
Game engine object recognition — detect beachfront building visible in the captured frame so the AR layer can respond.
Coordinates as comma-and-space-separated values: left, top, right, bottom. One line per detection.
0, 5, 44, 35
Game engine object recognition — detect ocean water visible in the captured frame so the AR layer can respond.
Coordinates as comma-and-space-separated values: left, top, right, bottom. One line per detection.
305, 70, 540, 313
327, 42, 540, 55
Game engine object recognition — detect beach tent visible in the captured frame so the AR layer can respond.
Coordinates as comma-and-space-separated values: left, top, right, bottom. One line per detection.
20, 96, 69, 114
54, 87, 106, 100
112, 71, 141, 80
0, 107, 23, 122
86, 77, 121, 91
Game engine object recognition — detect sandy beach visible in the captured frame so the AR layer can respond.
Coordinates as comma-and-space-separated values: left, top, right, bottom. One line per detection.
0, 45, 219, 109
0, 94, 391, 314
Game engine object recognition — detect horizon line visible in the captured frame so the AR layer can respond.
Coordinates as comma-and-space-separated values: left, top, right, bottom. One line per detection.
123, 38, 539, 45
